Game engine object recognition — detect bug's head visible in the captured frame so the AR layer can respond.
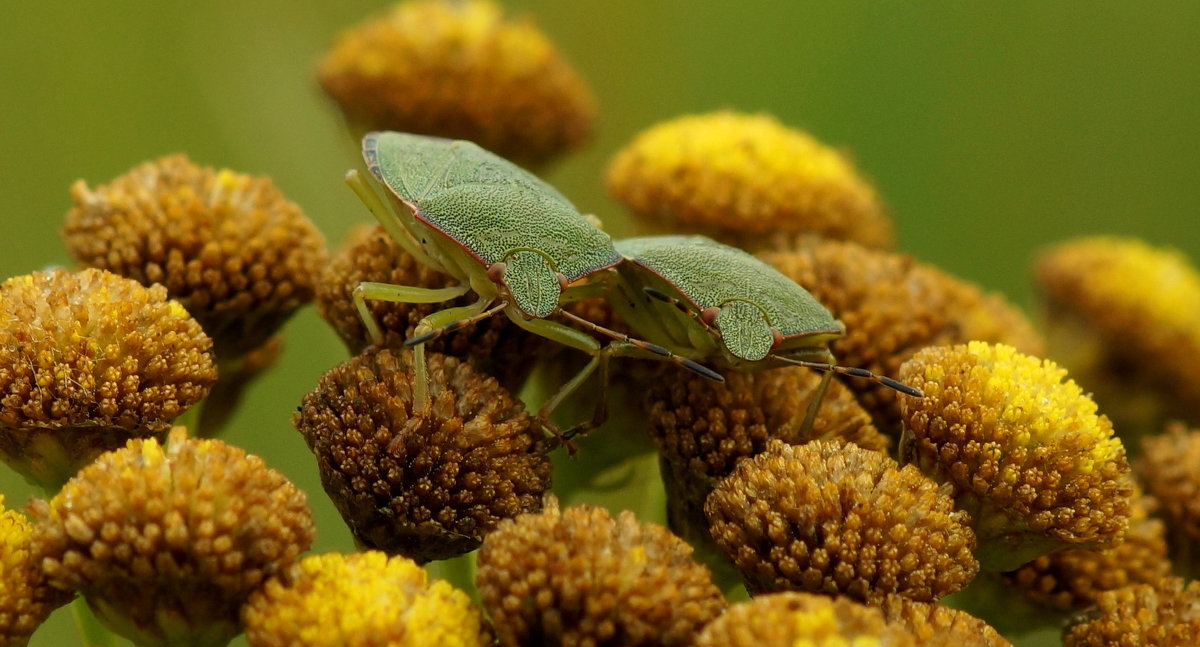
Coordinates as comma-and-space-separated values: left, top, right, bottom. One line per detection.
493, 250, 563, 319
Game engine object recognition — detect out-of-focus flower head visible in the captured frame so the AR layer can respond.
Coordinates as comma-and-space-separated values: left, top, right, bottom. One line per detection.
879, 596, 1012, 647
1035, 236, 1200, 436
1, 495, 72, 646
899, 341, 1132, 570
0, 268, 215, 489
607, 110, 893, 251
763, 239, 1044, 434
242, 551, 490, 647
1003, 483, 1171, 610
705, 439, 978, 603
318, 0, 596, 167
1063, 577, 1200, 646
64, 154, 328, 361
1137, 422, 1200, 575
476, 499, 726, 647
293, 347, 551, 563
694, 591, 917, 647
29, 428, 314, 647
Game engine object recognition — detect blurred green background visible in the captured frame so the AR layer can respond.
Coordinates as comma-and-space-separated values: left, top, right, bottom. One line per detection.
2, 2, 1197, 645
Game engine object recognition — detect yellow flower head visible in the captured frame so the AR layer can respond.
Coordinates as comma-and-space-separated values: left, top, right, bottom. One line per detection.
705, 439, 978, 604
878, 597, 1012, 647
1035, 236, 1200, 434
30, 428, 314, 647
695, 592, 917, 647
899, 342, 1132, 570
64, 154, 329, 360
242, 551, 489, 647
318, 0, 596, 167
607, 111, 893, 250
1, 495, 72, 646
0, 268, 216, 489
1063, 577, 1200, 646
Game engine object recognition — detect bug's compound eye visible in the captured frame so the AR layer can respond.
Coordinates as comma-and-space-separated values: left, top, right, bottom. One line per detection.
504, 250, 560, 318
486, 262, 507, 284
714, 300, 774, 361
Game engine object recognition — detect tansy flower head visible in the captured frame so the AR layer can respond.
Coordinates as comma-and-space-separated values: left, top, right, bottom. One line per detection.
878, 597, 1012, 647
64, 154, 328, 360
899, 341, 1132, 570
1, 495, 72, 646
705, 439, 978, 603
242, 551, 490, 647
1003, 483, 1171, 610
29, 428, 314, 647
607, 110, 893, 250
293, 347, 551, 563
1063, 577, 1200, 647
1035, 236, 1200, 435
476, 500, 726, 647
315, 225, 540, 385
318, 0, 596, 167
1137, 422, 1200, 575
647, 366, 887, 550
0, 268, 215, 489
763, 239, 1044, 434
694, 592, 917, 647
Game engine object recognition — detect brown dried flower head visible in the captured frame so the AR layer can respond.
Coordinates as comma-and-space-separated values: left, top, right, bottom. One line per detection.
694, 592, 917, 647
878, 596, 1012, 647
243, 551, 491, 647
1, 494, 72, 646
1138, 422, 1200, 574
706, 439, 978, 604
1035, 236, 1200, 433
293, 347, 551, 563
607, 110, 893, 251
64, 154, 328, 359
1004, 483, 1171, 610
1063, 577, 1200, 647
29, 428, 314, 647
476, 500, 727, 647
0, 268, 215, 488
762, 239, 1044, 433
647, 366, 887, 547
318, 0, 596, 167
315, 224, 540, 383
899, 341, 1132, 570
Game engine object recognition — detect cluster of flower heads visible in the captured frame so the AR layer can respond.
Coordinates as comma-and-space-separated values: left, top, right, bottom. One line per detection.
4, 0, 1200, 645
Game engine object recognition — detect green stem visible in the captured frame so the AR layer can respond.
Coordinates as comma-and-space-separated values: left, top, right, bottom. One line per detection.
174, 399, 204, 437
71, 597, 120, 647
427, 552, 479, 604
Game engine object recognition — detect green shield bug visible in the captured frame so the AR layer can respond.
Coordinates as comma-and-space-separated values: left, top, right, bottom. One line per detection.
345, 132, 715, 430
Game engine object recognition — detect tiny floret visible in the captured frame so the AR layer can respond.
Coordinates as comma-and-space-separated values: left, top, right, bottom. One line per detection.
694, 592, 918, 647
1063, 577, 1200, 646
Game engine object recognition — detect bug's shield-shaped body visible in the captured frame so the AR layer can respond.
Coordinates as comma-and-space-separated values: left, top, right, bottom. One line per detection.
364, 131, 621, 317
613, 235, 845, 368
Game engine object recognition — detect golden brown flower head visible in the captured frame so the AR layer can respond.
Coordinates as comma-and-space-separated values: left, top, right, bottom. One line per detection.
878, 597, 1012, 647
29, 428, 314, 647
607, 111, 893, 250
294, 347, 550, 563
1003, 484, 1171, 610
476, 500, 726, 647
318, 0, 596, 167
648, 366, 887, 547
1138, 422, 1200, 574
899, 341, 1132, 570
694, 592, 917, 647
763, 239, 1044, 434
242, 551, 490, 647
1, 495, 72, 646
705, 439, 978, 603
64, 154, 329, 360
315, 225, 540, 383
0, 268, 215, 488
1063, 577, 1200, 647
1035, 237, 1200, 434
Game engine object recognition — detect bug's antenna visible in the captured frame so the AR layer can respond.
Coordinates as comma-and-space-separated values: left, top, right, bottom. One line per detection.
557, 309, 724, 382
770, 355, 923, 397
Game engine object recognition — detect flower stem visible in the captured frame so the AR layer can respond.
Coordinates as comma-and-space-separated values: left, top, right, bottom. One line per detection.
71, 597, 119, 647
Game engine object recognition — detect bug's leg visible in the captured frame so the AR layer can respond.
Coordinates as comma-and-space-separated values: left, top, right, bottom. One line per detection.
404, 302, 507, 346
556, 309, 724, 382
344, 169, 444, 271
799, 369, 835, 435
352, 281, 471, 345
407, 296, 496, 412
